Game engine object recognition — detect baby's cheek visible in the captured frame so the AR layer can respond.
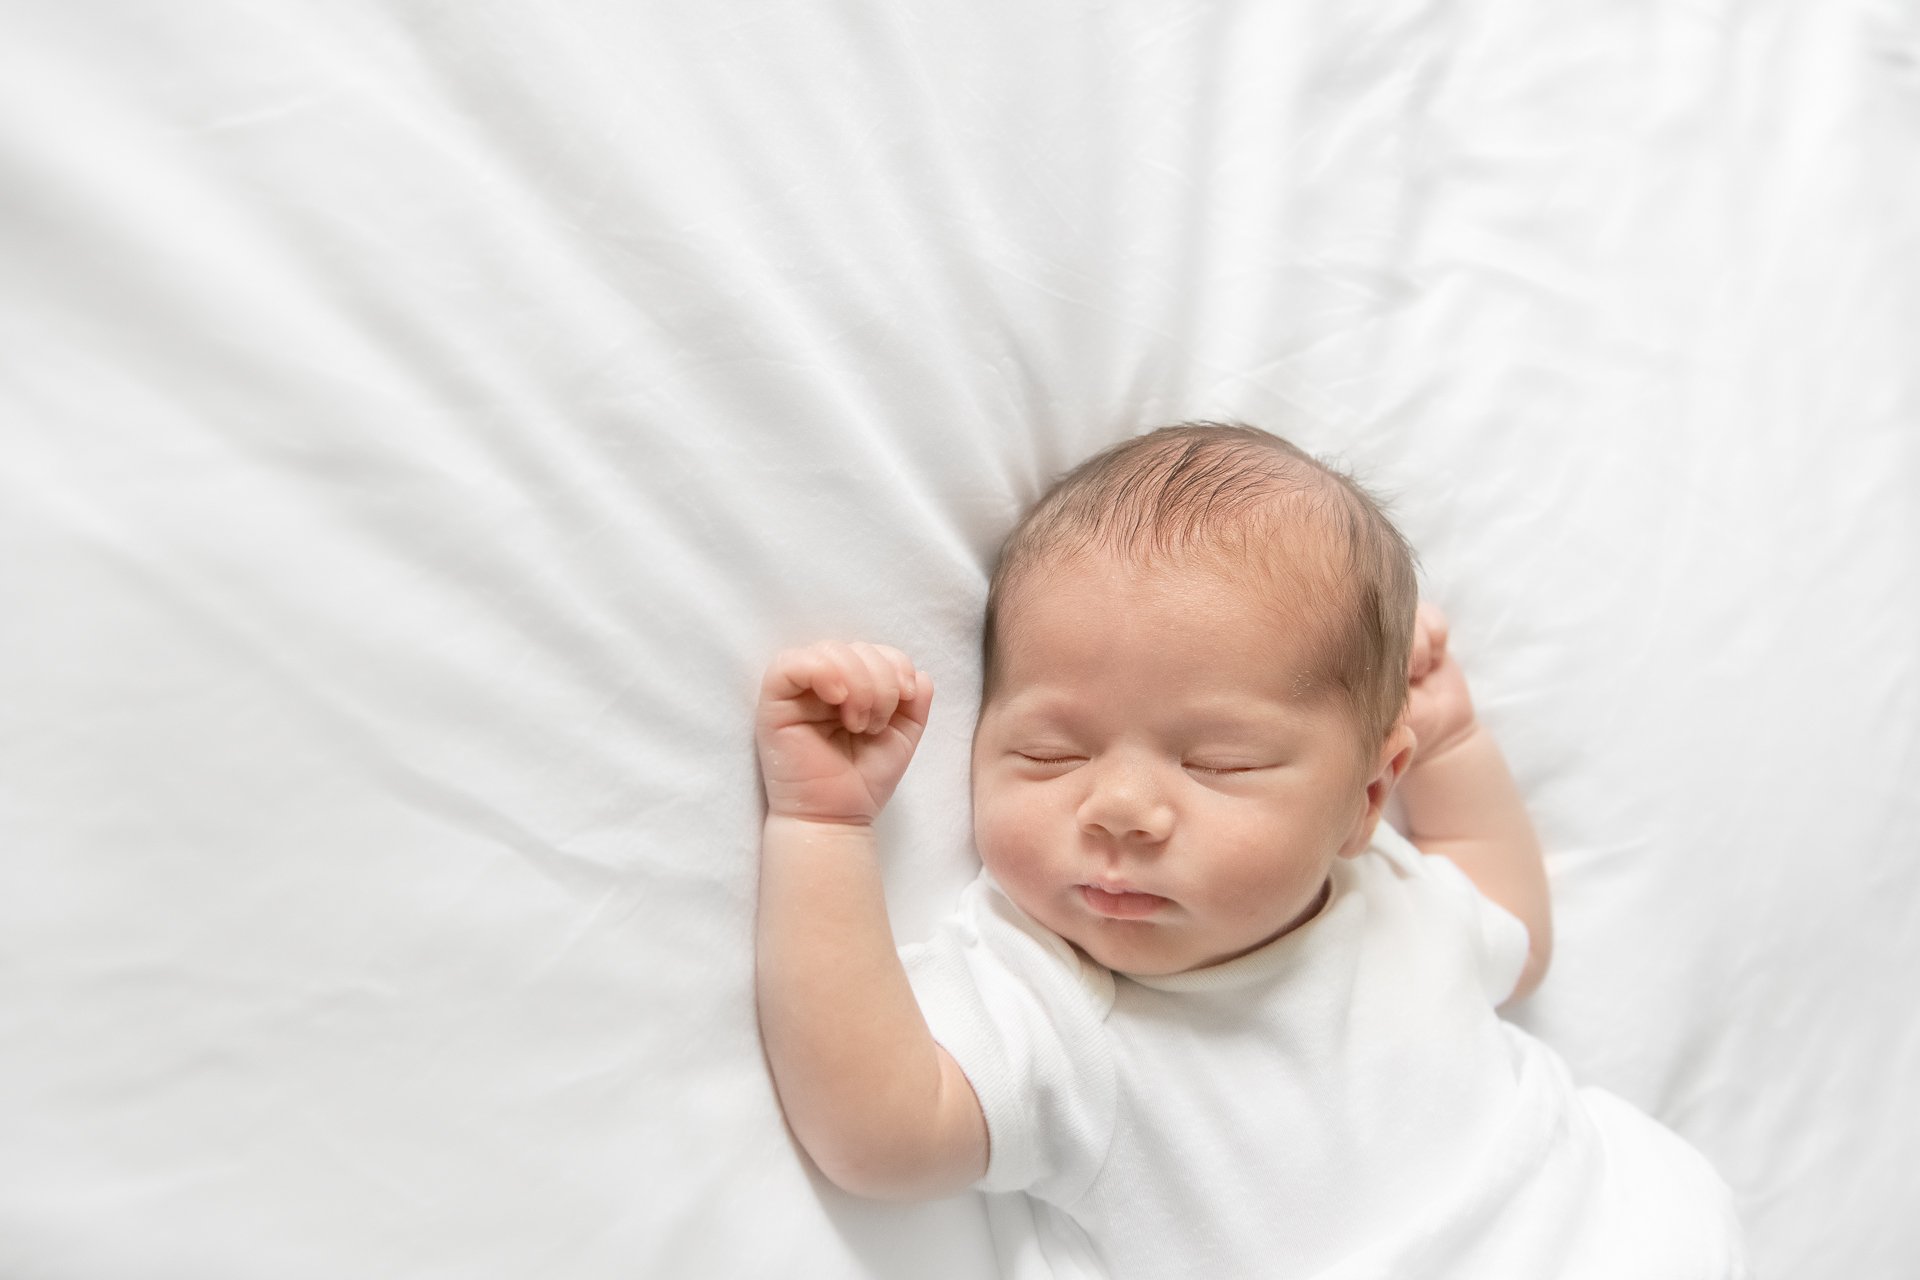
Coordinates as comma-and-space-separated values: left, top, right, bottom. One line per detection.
971, 791, 1032, 880
1219, 838, 1320, 920
975, 803, 1065, 933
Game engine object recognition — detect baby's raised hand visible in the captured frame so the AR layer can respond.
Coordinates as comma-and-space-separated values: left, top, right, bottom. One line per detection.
1405, 603, 1478, 764
756, 642, 934, 826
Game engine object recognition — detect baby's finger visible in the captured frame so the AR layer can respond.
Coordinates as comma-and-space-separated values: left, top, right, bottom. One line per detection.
850, 643, 902, 734
763, 645, 847, 708
896, 668, 935, 738
876, 645, 918, 703
1414, 604, 1451, 678
816, 643, 873, 733
1409, 623, 1432, 680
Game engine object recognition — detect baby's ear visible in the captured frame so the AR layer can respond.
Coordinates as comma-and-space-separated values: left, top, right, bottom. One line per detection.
1377, 720, 1417, 791
1339, 722, 1416, 857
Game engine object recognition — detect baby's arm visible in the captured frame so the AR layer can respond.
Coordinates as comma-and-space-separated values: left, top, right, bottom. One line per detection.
1397, 606, 1554, 1002
754, 642, 988, 1199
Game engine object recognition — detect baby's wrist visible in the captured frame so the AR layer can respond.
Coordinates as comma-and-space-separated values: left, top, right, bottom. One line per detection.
763, 811, 881, 842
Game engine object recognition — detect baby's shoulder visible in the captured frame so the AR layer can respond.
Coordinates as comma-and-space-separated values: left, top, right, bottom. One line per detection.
1355, 822, 1494, 920
1349, 824, 1532, 1007
1362, 821, 1430, 878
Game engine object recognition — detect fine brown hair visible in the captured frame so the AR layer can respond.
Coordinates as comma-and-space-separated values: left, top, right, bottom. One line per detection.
983, 422, 1419, 748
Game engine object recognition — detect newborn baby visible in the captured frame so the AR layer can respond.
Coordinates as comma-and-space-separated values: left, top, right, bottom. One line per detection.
754, 423, 1745, 1278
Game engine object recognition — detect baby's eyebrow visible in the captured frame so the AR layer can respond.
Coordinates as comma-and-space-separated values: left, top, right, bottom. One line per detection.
1174, 697, 1304, 731
1180, 719, 1275, 740
986, 688, 1084, 722
1177, 724, 1299, 753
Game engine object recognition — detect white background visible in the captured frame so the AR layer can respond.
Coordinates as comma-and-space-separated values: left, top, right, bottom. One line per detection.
4, 2, 1917, 1276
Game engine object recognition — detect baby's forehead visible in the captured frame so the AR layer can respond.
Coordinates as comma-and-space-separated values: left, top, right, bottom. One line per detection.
991, 543, 1354, 685
981, 551, 1364, 748
1002, 528, 1349, 625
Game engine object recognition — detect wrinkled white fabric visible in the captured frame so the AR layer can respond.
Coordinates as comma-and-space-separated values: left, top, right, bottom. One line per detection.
3, 2, 1916, 1278
906, 827, 1744, 1279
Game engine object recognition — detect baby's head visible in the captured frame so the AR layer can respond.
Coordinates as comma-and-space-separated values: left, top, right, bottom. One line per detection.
985, 422, 1417, 752
972, 423, 1419, 975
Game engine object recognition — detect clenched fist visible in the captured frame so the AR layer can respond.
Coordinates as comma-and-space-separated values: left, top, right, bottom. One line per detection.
1405, 603, 1478, 765
756, 642, 934, 826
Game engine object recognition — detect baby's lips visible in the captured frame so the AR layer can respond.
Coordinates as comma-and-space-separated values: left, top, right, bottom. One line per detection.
1079, 884, 1172, 920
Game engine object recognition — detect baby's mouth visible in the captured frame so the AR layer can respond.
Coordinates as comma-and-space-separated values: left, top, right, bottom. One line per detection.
1078, 883, 1171, 920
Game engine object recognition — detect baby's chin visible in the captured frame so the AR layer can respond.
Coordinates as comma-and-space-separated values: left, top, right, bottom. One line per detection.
1063, 921, 1208, 977
993, 874, 1234, 975
1069, 908, 1321, 976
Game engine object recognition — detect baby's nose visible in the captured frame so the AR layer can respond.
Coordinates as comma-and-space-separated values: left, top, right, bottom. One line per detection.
1076, 758, 1174, 843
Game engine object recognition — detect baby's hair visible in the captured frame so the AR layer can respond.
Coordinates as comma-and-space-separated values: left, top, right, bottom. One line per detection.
984, 422, 1419, 748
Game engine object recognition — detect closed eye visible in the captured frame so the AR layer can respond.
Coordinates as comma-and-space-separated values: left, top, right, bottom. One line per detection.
1184, 762, 1271, 776
1017, 753, 1083, 767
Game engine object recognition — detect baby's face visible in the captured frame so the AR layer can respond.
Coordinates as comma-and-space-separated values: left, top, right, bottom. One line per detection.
972, 552, 1386, 976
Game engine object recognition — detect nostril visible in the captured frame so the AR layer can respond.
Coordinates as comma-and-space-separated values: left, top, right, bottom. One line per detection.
1076, 762, 1172, 841
1079, 809, 1171, 845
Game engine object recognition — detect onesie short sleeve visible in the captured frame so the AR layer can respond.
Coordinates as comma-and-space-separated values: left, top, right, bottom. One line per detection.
900, 874, 1118, 1203
1373, 823, 1531, 1005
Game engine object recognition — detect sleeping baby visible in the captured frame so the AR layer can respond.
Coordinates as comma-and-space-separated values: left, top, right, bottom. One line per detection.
754, 423, 1745, 1278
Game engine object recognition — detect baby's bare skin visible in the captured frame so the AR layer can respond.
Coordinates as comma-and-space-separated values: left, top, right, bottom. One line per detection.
756, 641, 987, 1198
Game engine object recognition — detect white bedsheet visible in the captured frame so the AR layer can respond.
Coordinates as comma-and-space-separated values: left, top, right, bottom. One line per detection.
4, 2, 1916, 1277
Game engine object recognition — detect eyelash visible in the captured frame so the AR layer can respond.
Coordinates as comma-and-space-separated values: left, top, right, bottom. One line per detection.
1015, 753, 1262, 776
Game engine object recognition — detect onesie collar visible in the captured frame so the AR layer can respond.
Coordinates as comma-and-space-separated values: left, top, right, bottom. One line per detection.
1121, 856, 1355, 994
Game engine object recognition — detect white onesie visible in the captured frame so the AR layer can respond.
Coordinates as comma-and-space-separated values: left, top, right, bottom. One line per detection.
902, 824, 1746, 1280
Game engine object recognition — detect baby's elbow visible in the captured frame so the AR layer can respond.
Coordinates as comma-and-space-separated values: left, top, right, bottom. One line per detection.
1503, 923, 1553, 1006
810, 1136, 978, 1202
809, 1148, 902, 1201
784, 1047, 988, 1201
